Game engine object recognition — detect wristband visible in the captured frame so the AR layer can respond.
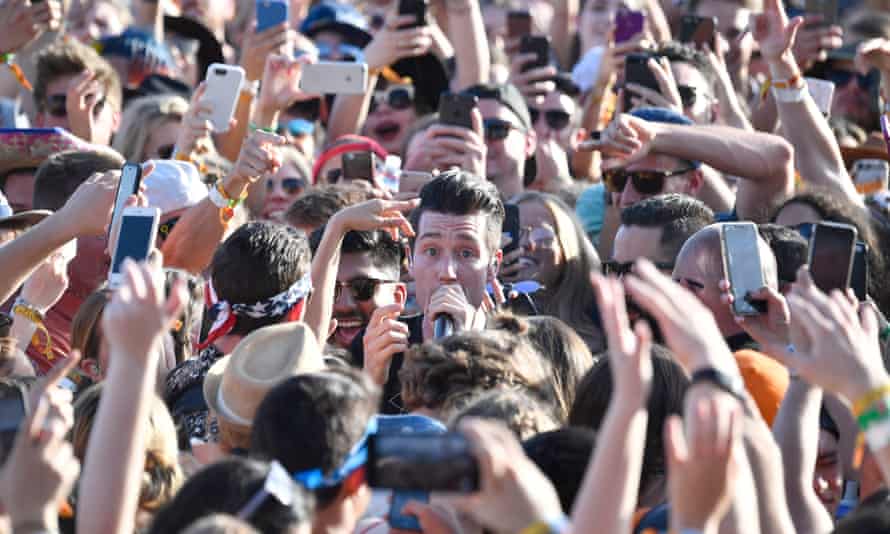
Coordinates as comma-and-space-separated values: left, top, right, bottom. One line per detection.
772, 82, 808, 103
689, 368, 746, 403
519, 516, 570, 534
865, 416, 890, 452
249, 122, 277, 134
1, 52, 32, 91
241, 79, 259, 97
853, 383, 890, 417
857, 396, 890, 431
13, 297, 44, 322
208, 181, 247, 226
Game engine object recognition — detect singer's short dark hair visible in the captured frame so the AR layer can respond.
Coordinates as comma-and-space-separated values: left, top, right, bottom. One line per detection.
410, 170, 505, 252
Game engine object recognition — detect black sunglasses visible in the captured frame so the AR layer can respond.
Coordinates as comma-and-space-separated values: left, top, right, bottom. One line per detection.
46, 93, 106, 118
483, 118, 521, 141
603, 166, 695, 194
369, 86, 415, 113
266, 177, 307, 195
602, 259, 675, 276
677, 85, 709, 108
334, 277, 396, 302
156, 144, 176, 160
528, 107, 571, 131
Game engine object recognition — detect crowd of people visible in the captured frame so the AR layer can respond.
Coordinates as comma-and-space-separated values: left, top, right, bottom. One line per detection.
4, 0, 890, 532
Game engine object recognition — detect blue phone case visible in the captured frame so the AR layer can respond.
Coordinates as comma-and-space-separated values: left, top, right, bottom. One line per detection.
256, 0, 288, 33
388, 491, 429, 532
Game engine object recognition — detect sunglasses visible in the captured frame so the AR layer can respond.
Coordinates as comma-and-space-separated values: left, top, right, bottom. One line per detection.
281, 118, 315, 137
603, 166, 695, 194
314, 42, 364, 62
602, 259, 674, 276
155, 144, 175, 160
519, 225, 557, 248
484, 118, 522, 141
46, 94, 106, 118
528, 107, 571, 131
266, 177, 306, 195
677, 85, 710, 108
369, 86, 414, 113
334, 277, 396, 301
822, 69, 879, 91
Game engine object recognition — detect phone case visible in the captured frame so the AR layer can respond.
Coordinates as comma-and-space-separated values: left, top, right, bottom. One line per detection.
342, 152, 375, 181
256, 0, 288, 33
108, 207, 160, 286
438, 93, 477, 130
398, 0, 428, 28
299, 62, 368, 95
721, 223, 766, 316
519, 35, 550, 72
202, 64, 245, 133
615, 10, 645, 43
808, 222, 857, 293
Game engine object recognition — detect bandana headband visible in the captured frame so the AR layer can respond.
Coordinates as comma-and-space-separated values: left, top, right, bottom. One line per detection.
197, 273, 313, 351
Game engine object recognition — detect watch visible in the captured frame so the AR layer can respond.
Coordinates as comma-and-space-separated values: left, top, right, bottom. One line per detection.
690, 367, 746, 402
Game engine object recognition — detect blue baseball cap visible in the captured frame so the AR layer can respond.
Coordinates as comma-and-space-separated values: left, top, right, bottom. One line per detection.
300, 1, 372, 48
629, 107, 701, 168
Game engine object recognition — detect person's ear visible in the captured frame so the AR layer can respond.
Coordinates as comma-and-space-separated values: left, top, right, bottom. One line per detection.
393, 282, 407, 305
525, 127, 537, 158
687, 169, 705, 196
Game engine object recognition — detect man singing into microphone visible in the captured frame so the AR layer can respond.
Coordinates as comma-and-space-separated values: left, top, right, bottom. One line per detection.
353, 170, 505, 412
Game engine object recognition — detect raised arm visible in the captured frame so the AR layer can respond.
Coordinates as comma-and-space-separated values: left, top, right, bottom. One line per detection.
571, 274, 652, 534
753, 0, 861, 207
445, 0, 489, 90
76, 258, 187, 534
162, 130, 285, 273
0, 171, 118, 305
551, 0, 579, 69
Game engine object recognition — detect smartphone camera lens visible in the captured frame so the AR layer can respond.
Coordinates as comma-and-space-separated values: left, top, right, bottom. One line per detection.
215, 69, 226, 76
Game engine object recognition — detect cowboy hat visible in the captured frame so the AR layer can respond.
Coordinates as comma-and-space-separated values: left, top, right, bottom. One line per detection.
203, 322, 325, 429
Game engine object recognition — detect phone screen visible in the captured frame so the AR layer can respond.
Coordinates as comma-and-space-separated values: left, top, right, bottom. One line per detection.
503, 204, 521, 257
109, 163, 142, 238
722, 223, 766, 316
809, 223, 857, 293
111, 214, 156, 274
851, 241, 869, 301
0, 393, 25, 433
342, 152, 375, 182
367, 434, 479, 493
519, 36, 550, 72
398, 0, 428, 27
615, 10, 645, 43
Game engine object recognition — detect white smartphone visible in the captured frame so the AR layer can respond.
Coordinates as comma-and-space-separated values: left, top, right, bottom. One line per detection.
201, 64, 245, 132
299, 62, 368, 95
853, 158, 890, 195
720, 222, 767, 316
108, 207, 160, 287
805, 77, 835, 116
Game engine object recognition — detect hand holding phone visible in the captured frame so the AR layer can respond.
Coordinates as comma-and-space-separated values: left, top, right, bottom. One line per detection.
201, 64, 246, 132
507, 10, 533, 39
109, 162, 142, 241
808, 222, 857, 293
721, 222, 767, 315
299, 62, 368, 95
438, 93, 478, 130
255, 0, 289, 33
615, 10, 645, 44
341, 151, 377, 183
518, 35, 551, 73
623, 53, 660, 111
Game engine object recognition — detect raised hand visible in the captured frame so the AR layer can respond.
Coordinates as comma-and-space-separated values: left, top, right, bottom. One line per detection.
625, 57, 683, 112
508, 52, 558, 99
424, 108, 487, 178
65, 70, 105, 143
0, 353, 81, 533
58, 170, 121, 237
592, 273, 653, 406
20, 245, 73, 314
720, 282, 791, 362
256, 53, 315, 124
792, 16, 842, 69
363, 11, 433, 71
423, 284, 487, 339
623, 259, 736, 374
239, 22, 294, 83
0, 0, 62, 55
174, 82, 214, 160
752, 0, 803, 63
363, 302, 409, 385
857, 38, 890, 77
580, 113, 656, 167
330, 198, 419, 241
229, 130, 286, 186
783, 266, 889, 403
447, 418, 564, 533
101, 257, 187, 365
666, 395, 742, 533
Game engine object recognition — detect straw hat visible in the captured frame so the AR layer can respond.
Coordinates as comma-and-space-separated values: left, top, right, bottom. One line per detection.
203, 322, 325, 429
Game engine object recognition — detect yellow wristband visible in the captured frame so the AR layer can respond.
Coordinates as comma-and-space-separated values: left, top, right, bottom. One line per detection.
853, 383, 890, 418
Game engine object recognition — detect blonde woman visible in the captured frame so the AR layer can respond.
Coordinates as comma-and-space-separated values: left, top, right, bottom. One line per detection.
504, 191, 605, 352
113, 94, 189, 162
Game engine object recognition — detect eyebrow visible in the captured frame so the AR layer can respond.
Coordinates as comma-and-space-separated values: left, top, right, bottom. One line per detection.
416, 231, 483, 244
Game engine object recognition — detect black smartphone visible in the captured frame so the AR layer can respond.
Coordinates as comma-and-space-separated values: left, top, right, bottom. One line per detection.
851, 241, 869, 302
109, 162, 143, 239
341, 152, 376, 182
721, 222, 767, 316
0, 313, 11, 339
808, 222, 857, 294
678, 15, 717, 49
367, 433, 480, 493
438, 93, 478, 130
503, 204, 521, 258
623, 52, 660, 111
0, 383, 27, 466
398, 0, 428, 28
805, 0, 839, 25
507, 10, 533, 39
519, 35, 550, 73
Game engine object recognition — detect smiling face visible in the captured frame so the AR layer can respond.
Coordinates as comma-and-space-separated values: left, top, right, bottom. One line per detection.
514, 199, 564, 288
410, 211, 500, 320
262, 161, 306, 220
331, 251, 404, 349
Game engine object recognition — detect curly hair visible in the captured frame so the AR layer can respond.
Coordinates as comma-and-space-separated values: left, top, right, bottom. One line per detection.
398, 330, 552, 418
450, 389, 560, 440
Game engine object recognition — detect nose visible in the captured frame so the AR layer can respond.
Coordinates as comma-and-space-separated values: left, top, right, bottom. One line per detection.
437, 254, 458, 282
333, 286, 355, 312
620, 177, 643, 207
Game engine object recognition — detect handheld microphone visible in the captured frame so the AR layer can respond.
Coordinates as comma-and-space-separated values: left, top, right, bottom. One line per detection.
433, 313, 455, 339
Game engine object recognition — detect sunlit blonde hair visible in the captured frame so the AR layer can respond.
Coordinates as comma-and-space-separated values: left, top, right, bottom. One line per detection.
113, 95, 189, 161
